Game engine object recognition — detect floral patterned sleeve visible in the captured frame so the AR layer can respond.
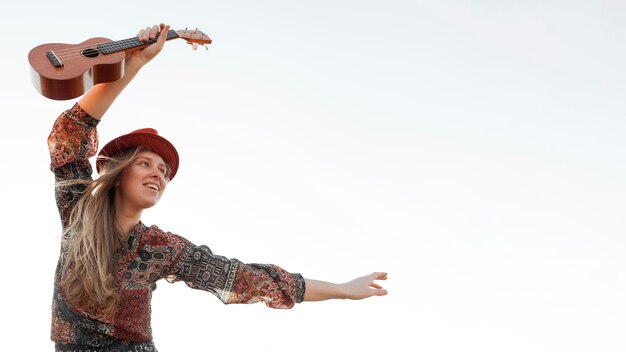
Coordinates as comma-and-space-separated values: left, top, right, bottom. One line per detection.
162, 232, 306, 309
48, 103, 100, 227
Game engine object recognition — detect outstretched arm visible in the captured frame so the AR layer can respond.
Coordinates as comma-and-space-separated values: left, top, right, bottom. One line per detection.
303, 272, 388, 302
78, 23, 170, 119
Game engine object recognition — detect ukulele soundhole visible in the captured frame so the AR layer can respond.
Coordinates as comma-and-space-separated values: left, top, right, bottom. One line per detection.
81, 48, 102, 58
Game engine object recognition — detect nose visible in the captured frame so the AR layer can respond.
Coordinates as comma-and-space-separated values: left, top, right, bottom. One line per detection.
151, 167, 162, 180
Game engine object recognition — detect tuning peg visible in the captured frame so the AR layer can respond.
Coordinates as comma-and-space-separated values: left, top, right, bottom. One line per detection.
202, 44, 209, 50
192, 43, 199, 50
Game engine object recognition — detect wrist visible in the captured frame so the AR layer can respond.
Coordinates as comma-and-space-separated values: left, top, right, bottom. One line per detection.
124, 59, 144, 77
336, 282, 349, 299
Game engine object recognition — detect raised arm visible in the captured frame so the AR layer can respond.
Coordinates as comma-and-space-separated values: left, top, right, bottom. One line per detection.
78, 23, 170, 119
303, 272, 388, 302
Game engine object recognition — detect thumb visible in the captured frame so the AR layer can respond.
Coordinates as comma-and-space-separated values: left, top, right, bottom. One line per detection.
157, 24, 170, 45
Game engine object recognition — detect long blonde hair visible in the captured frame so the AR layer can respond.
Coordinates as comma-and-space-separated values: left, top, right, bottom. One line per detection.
58, 146, 149, 314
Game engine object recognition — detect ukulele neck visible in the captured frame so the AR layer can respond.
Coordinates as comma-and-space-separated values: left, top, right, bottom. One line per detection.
97, 30, 180, 55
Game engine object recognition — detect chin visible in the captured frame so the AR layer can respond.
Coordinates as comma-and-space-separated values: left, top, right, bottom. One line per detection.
142, 202, 159, 209
139, 198, 160, 209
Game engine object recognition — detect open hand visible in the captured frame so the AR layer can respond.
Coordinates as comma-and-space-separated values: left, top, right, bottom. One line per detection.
343, 272, 388, 300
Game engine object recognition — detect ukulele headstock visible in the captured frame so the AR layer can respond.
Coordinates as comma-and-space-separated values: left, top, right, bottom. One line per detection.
175, 28, 212, 50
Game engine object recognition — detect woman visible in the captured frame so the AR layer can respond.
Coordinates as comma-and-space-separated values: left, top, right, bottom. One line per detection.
49, 23, 388, 352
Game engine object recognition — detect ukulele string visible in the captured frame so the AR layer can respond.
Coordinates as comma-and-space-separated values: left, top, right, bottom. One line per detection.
48, 30, 191, 58
51, 38, 148, 60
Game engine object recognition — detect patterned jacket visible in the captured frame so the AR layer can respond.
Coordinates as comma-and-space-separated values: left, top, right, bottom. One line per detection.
49, 104, 305, 351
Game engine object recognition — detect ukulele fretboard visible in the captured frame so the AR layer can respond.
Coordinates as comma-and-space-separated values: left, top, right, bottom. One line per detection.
97, 30, 180, 55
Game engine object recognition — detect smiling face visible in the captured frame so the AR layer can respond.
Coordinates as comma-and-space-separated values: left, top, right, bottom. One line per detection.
116, 150, 169, 214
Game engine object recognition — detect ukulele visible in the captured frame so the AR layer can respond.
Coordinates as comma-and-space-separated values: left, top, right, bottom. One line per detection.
28, 28, 212, 100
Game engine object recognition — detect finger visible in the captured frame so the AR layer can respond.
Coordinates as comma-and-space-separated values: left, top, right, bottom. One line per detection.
137, 28, 148, 42
149, 24, 160, 39
370, 283, 383, 289
144, 26, 153, 40
371, 272, 388, 280
160, 24, 170, 41
373, 288, 388, 296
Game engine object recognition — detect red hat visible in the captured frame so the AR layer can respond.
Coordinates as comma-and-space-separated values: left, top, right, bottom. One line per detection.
96, 128, 179, 180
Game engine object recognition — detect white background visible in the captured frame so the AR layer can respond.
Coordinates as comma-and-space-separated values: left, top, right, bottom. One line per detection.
1, 1, 625, 351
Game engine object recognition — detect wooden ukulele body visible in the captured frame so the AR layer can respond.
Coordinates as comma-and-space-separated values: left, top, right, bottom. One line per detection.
29, 38, 126, 100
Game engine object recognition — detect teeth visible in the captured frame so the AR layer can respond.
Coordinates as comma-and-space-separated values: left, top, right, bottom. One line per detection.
146, 184, 159, 191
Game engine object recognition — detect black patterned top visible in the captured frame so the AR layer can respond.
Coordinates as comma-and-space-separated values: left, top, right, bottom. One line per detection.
49, 104, 306, 351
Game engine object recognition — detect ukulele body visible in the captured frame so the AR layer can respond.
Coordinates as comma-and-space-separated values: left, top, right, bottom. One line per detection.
28, 37, 126, 100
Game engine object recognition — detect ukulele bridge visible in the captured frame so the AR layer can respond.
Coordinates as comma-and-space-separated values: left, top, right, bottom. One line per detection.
46, 50, 63, 68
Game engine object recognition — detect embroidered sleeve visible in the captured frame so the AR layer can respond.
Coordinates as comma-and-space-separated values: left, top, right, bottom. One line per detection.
165, 235, 305, 309
48, 103, 100, 226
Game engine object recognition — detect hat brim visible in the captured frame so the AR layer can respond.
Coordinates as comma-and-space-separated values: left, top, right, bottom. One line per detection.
96, 132, 179, 180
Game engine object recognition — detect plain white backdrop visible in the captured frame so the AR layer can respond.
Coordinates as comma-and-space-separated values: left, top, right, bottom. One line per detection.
1, 0, 625, 351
